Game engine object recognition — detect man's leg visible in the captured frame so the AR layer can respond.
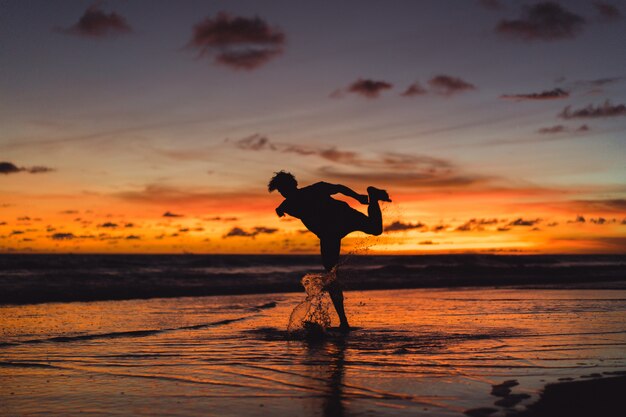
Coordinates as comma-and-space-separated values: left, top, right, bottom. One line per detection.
320, 237, 349, 329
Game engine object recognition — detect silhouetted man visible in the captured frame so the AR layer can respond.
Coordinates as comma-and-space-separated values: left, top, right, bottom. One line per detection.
268, 171, 391, 330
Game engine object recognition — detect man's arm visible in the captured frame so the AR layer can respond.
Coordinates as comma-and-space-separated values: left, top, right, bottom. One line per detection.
276, 200, 287, 217
317, 182, 368, 204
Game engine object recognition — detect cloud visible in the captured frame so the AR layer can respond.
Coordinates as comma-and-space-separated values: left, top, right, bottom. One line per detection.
568, 215, 586, 223
56, 4, 132, 38
570, 199, 626, 213
163, 211, 183, 217
98, 222, 118, 228
401, 82, 428, 97
496, 2, 585, 41
60, 210, 79, 214
455, 218, 499, 232
235, 136, 488, 189
125, 235, 141, 240
594, 2, 622, 20
234, 134, 275, 151
432, 224, 449, 233
385, 221, 427, 232
501, 88, 569, 100
51, 233, 75, 240
508, 218, 542, 226
223, 226, 278, 238
419, 240, 439, 245
187, 12, 285, 70
341, 78, 394, 99
559, 101, 626, 119
427, 75, 476, 96
536, 124, 589, 134
0, 162, 55, 175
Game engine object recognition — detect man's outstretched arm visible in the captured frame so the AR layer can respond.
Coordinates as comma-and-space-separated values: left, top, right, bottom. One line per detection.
319, 182, 368, 204
275, 200, 287, 217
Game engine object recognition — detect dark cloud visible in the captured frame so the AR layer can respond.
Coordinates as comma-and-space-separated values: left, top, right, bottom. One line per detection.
125, 235, 141, 240
17, 216, 31, 221
187, 12, 285, 70
559, 101, 626, 119
98, 222, 118, 228
497, 226, 512, 232
385, 221, 427, 233
570, 199, 626, 213
574, 77, 625, 87
537, 125, 566, 134
590, 217, 609, 225
455, 218, 499, 232
427, 75, 476, 96
10, 230, 24, 236
536, 124, 589, 134
501, 88, 569, 100
594, 2, 622, 20
234, 134, 275, 151
27, 166, 55, 174
568, 215, 586, 223
419, 240, 438, 245
496, 2, 585, 41
163, 211, 183, 218
57, 4, 132, 38
344, 79, 394, 99
401, 82, 427, 97
0, 222, 6, 226
547, 222, 559, 227
0, 162, 54, 175
205, 216, 239, 222
124, 223, 134, 228
432, 224, 449, 233
508, 218, 542, 226
223, 226, 278, 238
60, 210, 79, 214
51, 233, 75, 240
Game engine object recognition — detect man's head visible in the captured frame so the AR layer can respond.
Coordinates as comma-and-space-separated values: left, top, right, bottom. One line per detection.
268, 170, 298, 197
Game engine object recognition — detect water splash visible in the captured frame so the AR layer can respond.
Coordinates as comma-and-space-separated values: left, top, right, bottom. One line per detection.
287, 269, 336, 332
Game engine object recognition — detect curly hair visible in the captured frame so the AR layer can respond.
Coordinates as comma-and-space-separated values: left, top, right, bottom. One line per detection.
268, 170, 297, 192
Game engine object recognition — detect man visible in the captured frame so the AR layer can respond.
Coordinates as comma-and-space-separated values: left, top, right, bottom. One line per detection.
268, 170, 391, 330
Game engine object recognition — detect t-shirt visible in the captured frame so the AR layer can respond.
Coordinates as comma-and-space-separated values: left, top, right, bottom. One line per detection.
279, 182, 353, 237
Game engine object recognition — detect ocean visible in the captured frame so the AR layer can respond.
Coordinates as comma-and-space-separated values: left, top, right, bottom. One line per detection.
1, 254, 625, 305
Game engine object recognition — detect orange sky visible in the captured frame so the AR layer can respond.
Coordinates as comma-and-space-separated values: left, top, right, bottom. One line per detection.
1, 1, 625, 254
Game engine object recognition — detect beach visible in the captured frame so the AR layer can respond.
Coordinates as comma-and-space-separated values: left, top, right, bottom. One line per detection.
2, 285, 625, 416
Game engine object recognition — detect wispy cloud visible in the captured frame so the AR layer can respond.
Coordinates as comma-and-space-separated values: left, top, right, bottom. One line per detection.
401, 82, 428, 97
496, 2, 585, 41
187, 12, 285, 70
456, 218, 500, 231
559, 101, 626, 119
56, 4, 132, 38
385, 221, 427, 232
501, 88, 569, 100
333, 78, 394, 99
536, 124, 589, 134
427, 75, 476, 96
223, 226, 278, 238
0, 162, 55, 175
163, 211, 183, 218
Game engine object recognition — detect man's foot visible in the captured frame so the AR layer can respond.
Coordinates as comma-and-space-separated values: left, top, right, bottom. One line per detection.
367, 186, 392, 202
339, 322, 351, 333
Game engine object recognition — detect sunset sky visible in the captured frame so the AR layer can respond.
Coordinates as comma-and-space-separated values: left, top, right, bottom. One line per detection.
1, 0, 625, 254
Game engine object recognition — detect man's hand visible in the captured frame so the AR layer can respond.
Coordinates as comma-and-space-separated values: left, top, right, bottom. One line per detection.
357, 194, 369, 205
276, 208, 285, 217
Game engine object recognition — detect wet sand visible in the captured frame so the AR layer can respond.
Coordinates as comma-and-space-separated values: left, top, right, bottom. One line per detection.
2, 288, 625, 416
504, 375, 626, 417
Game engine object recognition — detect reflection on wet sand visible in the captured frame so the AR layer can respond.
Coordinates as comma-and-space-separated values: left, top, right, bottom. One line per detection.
1, 288, 626, 416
